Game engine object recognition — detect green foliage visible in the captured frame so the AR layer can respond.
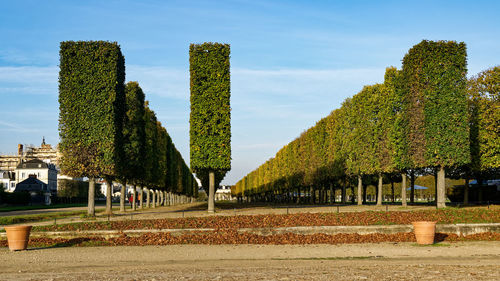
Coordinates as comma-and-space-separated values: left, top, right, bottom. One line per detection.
121, 82, 147, 185
189, 42, 231, 173
344, 84, 384, 175
143, 103, 159, 186
156, 124, 168, 189
140, 102, 198, 195
58, 41, 196, 198
385, 67, 411, 171
236, 40, 481, 201
57, 179, 101, 199
468, 66, 500, 171
401, 40, 469, 168
0, 189, 31, 205
58, 41, 126, 178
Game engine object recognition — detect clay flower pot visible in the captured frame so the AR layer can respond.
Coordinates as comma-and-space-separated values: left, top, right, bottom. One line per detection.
4, 225, 32, 251
412, 221, 436, 245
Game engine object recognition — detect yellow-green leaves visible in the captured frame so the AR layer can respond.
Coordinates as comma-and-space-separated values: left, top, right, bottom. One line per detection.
190, 43, 231, 173
58, 41, 125, 178
401, 40, 469, 168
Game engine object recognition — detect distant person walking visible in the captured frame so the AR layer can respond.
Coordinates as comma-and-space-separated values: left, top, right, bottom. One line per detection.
129, 194, 133, 208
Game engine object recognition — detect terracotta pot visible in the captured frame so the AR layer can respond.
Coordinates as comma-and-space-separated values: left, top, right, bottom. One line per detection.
4, 225, 32, 251
412, 221, 436, 245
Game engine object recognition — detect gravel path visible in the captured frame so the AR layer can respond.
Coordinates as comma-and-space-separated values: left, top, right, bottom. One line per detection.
1, 242, 499, 280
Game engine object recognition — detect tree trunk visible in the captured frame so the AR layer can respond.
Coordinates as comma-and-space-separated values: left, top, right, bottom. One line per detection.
329, 183, 334, 204
410, 170, 415, 204
463, 176, 469, 205
434, 169, 438, 203
146, 188, 150, 208
208, 171, 215, 213
437, 166, 446, 208
401, 173, 407, 207
105, 178, 113, 215
132, 186, 137, 211
120, 181, 126, 212
138, 186, 143, 209
296, 186, 301, 204
377, 173, 383, 206
357, 175, 363, 205
151, 190, 156, 208
342, 178, 347, 204
391, 179, 395, 203
88, 177, 95, 216
363, 184, 367, 204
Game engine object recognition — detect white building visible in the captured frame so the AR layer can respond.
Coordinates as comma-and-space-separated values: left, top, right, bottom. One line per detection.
15, 159, 58, 193
215, 185, 235, 201
0, 171, 16, 192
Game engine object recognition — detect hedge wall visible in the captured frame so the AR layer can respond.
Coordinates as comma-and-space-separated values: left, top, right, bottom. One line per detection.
234, 40, 491, 206
401, 40, 469, 168
122, 82, 147, 185
58, 41, 126, 178
468, 66, 500, 171
189, 42, 231, 173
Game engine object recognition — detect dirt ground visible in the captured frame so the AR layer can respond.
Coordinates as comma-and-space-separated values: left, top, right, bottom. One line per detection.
0, 242, 499, 280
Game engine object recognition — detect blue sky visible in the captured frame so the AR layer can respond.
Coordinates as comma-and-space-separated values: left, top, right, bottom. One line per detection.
1, 0, 499, 185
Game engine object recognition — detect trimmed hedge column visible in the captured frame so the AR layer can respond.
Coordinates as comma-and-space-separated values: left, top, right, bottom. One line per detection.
190, 43, 231, 213
58, 41, 125, 216
401, 40, 469, 208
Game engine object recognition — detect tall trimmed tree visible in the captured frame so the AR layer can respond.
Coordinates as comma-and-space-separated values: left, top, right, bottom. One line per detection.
120, 82, 146, 211
58, 41, 126, 216
468, 66, 500, 173
189, 42, 231, 213
401, 40, 469, 208
143, 103, 159, 208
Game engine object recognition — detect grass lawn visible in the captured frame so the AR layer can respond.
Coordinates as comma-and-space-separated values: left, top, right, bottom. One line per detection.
0, 210, 88, 227
0, 203, 87, 212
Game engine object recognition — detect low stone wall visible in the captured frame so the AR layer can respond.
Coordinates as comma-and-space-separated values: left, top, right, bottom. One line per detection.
1, 223, 498, 239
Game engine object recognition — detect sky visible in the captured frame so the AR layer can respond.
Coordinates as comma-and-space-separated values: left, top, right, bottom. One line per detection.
0, 0, 499, 185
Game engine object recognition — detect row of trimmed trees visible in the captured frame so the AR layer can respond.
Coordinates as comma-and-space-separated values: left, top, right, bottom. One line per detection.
58, 41, 197, 216
234, 40, 499, 208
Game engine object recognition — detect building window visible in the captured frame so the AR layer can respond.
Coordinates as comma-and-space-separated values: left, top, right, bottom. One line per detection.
11, 182, 15, 188
22, 173, 25, 178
